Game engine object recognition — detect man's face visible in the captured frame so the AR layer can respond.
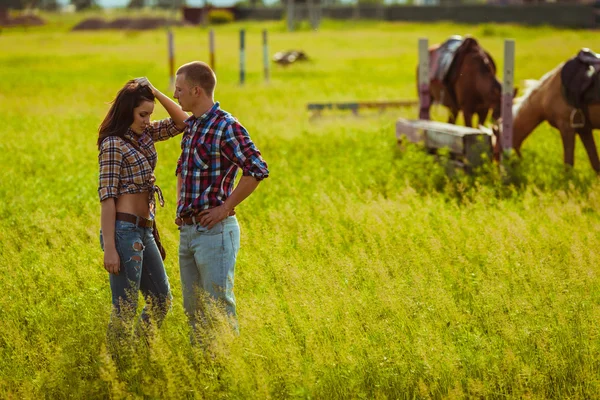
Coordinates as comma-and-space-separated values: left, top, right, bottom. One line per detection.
174, 73, 196, 112
130, 100, 154, 135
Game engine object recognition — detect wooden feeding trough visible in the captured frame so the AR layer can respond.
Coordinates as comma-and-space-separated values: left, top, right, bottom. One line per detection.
396, 118, 493, 169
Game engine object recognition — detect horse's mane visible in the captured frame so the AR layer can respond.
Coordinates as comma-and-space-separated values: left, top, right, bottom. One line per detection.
513, 64, 562, 116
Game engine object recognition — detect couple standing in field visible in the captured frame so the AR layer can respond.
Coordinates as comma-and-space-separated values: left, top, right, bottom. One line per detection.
97, 61, 269, 352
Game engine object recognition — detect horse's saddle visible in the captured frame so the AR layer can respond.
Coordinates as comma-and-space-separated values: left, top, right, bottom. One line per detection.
561, 49, 600, 109
576, 49, 600, 65
430, 36, 464, 83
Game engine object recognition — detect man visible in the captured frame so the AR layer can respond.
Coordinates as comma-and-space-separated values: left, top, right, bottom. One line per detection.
173, 61, 269, 334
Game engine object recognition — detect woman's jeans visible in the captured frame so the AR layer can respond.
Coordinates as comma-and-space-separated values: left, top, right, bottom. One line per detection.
100, 220, 172, 344
179, 216, 240, 335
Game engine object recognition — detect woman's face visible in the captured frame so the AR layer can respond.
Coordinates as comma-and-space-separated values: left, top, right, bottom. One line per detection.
130, 100, 155, 135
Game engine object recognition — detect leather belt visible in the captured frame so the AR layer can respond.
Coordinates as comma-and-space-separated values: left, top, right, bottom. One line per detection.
116, 212, 154, 229
175, 209, 236, 227
175, 215, 201, 227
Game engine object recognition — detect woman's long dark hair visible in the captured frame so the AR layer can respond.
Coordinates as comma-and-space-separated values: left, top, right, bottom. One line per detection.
97, 80, 155, 150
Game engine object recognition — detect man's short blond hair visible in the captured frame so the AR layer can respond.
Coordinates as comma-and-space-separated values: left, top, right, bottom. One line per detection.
176, 61, 216, 97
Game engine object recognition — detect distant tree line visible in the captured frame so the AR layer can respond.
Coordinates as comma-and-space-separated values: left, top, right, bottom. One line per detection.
0, 0, 185, 11
2, 0, 97, 11
2, 0, 591, 10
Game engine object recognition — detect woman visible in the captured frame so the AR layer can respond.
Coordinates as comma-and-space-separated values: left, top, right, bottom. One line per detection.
98, 78, 187, 344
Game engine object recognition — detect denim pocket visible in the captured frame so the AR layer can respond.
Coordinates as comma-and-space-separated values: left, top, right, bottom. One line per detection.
115, 220, 138, 232
195, 221, 224, 235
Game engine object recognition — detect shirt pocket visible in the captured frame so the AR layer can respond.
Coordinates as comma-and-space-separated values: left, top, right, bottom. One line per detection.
193, 143, 211, 170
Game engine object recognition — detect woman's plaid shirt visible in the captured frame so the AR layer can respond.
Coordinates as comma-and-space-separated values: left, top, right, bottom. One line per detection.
176, 102, 269, 217
98, 118, 183, 212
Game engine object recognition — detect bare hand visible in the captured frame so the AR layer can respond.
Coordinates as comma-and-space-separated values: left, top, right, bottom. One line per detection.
104, 248, 120, 275
198, 205, 231, 229
135, 77, 156, 95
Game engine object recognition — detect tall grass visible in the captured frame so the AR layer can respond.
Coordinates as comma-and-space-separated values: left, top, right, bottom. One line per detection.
1, 16, 600, 398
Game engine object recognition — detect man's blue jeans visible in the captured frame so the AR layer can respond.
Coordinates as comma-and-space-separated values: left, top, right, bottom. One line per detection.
100, 220, 172, 341
179, 216, 240, 333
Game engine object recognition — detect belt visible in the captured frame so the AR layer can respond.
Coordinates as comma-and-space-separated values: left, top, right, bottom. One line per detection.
175, 209, 236, 227
175, 215, 201, 227
116, 212, 154, 229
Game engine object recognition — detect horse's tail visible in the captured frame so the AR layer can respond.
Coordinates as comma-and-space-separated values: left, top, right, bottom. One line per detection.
462, 36, 480, 51
461, 36, 494, 71
493, 78, 502, 93
484, 51, 497, 74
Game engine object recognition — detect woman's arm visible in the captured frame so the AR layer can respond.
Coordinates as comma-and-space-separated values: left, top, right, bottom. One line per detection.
98, 137, 123, 275
136, 77, 188, 130
101, 198, 120, 275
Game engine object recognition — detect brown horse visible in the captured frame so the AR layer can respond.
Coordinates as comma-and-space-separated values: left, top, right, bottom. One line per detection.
421, 36, 503, 128
495, 63, 600, 172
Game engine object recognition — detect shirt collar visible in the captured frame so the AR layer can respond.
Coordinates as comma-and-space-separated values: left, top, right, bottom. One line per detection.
185, 101, 220, 127
124, 129, 136, 142
125, 127, 152, 144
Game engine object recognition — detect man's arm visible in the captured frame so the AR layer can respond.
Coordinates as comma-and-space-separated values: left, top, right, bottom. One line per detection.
198, 123, 268, 229
198, 176, 259, 229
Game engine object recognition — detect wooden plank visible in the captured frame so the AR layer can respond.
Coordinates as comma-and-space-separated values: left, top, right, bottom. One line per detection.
396, 118, 492, 168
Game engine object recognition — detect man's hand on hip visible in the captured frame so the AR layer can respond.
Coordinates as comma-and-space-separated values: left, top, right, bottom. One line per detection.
198, 205, 231, 229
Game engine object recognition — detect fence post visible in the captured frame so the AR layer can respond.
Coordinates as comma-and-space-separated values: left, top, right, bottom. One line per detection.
239, 29, 245, 85
418, 38, 430, 121
168, 29, 175, 91
263, 29, 269, 83
209, 29, 215, 73
287, 0, 295, 32
502, 39, 515, 154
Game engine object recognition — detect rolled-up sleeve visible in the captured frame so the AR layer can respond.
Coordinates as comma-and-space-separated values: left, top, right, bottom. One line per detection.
98, 137, 123, 201
222, 123, 269, 181
148, 118, 184, 142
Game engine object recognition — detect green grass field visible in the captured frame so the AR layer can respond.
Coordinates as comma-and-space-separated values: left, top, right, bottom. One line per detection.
2, 13, 600, 399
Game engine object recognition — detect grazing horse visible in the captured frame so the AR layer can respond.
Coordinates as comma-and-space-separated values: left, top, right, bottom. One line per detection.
420, 36, 503, 128
494, 50, 600, 173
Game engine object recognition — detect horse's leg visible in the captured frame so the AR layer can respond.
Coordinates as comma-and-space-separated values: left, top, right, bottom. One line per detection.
463, 110, 474, 128
447, 107, 458, 124
559, 127, 576, 168
578, 128, 600, 173
477, 110, 489, 127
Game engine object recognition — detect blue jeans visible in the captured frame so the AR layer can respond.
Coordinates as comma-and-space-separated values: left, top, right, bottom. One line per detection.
179, 216, 240, 334
100, 220, 172, 340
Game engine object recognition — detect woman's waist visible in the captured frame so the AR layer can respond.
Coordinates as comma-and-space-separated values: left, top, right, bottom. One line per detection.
116, 192, 151, 219
117, 181, 155, 195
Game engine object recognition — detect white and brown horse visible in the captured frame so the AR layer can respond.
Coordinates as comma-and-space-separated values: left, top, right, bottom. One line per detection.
495, 58, 600, 172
